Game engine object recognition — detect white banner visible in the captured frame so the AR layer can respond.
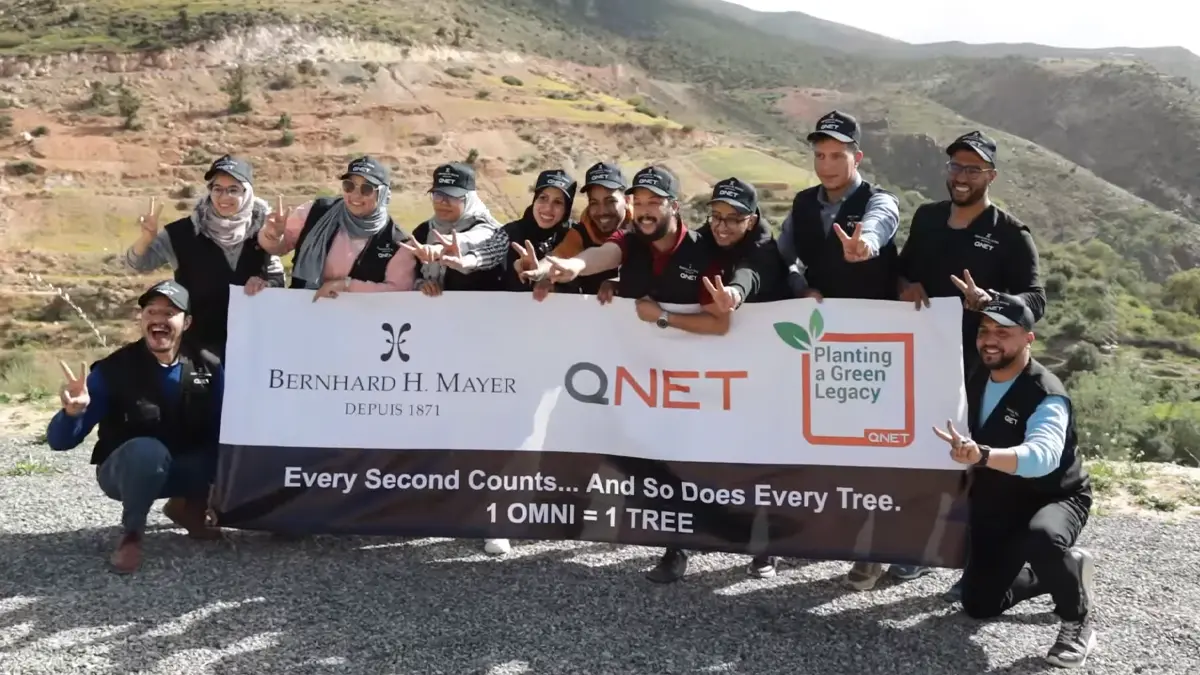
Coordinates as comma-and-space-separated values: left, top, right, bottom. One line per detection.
221, 289, 968, 470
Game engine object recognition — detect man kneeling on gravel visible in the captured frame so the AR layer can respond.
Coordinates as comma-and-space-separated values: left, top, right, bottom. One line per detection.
45, 280, 224, 574
936, 293, 1097, 669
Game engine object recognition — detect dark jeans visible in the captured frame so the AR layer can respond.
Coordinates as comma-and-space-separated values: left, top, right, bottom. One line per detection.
95, 437, 218, 535
961, 491, 1092, 621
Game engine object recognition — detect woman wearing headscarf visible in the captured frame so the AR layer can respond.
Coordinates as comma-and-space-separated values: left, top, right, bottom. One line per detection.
402, 162, 504, 296
433, 169, 579, 293
123, 155, 284, 359
257, 156, 417, 299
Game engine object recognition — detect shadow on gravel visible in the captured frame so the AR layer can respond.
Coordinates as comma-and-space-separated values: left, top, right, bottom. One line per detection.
0, 526, 995, 675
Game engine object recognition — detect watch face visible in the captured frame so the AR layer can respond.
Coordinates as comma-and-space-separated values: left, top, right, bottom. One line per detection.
656, 317, 669, 328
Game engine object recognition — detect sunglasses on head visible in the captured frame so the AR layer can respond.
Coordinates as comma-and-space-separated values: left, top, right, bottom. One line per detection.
342, 180, 379, 197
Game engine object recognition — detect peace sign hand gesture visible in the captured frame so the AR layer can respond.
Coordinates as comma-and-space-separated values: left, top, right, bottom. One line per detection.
138, 197, 164, 240
511, 240, 541, 279
932, 420, 981, 465
264, 195, 291, 240
58, 360, 90, 417
950, 269, 992, 311
833, 222, 872, 262
702, 275, 740, 313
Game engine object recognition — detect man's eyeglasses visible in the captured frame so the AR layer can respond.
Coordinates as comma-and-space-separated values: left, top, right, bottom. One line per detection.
707, 213, 750, 230
946, 161, 993, 178
209, 185, 244, 198
342, 180, 380, 197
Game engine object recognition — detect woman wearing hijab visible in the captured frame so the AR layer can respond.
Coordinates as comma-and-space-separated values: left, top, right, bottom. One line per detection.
124, 155, 284, 359
402, 162, 504, 297
434, 169, 579, 292
257, 156, 417, 299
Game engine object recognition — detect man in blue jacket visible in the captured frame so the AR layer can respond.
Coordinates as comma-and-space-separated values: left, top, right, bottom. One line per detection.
46, 280, 225, 574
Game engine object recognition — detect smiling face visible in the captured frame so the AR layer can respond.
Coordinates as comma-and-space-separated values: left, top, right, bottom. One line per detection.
341, 176, 381, 218
139, 296, 190, 355
532, 188, 567, 229
585, 185, 627, 234
208, 172, 245, 218
629, 188, 675, 243
708, 201, 755, 248
976, 315, 1032, 370
946, 149, 996, 206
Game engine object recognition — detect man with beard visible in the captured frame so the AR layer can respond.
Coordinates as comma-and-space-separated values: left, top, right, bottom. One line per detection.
532, 165, 729, 335
45, 281, 224, 574
776, 110, 901, 302
889, 131, 1048, 588
935, 293, 1096, 669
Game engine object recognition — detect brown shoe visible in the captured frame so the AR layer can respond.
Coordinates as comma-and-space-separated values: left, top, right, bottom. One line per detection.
162, 497, 222, 540
110, 532, 143, 574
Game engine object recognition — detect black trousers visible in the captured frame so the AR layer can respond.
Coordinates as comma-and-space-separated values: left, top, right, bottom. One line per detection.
961, 490, 1092, 621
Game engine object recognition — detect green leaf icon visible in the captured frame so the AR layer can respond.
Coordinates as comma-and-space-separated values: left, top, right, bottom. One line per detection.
809, 309, 824, 341
773, 321, 811, 352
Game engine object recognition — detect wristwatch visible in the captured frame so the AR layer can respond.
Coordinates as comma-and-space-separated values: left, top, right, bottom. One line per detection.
973, 444, 991, 468
655, 311, 670, 329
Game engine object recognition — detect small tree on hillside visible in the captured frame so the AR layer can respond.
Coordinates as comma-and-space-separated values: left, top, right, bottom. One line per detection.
117, 83, 142, 130
223, 65, 252, 115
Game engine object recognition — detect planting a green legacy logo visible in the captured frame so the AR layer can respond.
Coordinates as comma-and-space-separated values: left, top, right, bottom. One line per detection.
773, 309, 900, 404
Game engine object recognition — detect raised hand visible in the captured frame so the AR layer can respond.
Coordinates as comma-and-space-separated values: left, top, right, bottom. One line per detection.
950, 269, 991, 311
545, 256, 585, 284
932, 419, 981, 465
833, 222, 871, 262
58, 360, 90, 416
702, 275, 739, 313
138, 197, 163, 240
264, 195, 291, 240
511, 240, 541, 278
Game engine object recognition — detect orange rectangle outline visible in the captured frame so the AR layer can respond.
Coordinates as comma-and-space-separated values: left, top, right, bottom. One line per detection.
801, 332, 916, 447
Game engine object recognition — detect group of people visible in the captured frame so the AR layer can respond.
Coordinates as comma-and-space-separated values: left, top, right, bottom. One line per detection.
43, 110, 1097, 669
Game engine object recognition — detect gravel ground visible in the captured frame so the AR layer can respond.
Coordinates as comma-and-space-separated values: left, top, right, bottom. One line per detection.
1, 435, 1198, 675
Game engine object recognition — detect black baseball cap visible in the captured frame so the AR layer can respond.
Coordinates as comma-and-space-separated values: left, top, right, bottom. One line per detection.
341, 156, 390, 186
981, 292, 1035, 331
535, 169, 577, 198
708, 177, 758, 214
204, 155, 253, 184
947, 131, 998, 165
138, 280, 190, 313
584, 162, 626, 190
807, 110, 860, 144
429, 162, 476, 198
627, 165, 679, 200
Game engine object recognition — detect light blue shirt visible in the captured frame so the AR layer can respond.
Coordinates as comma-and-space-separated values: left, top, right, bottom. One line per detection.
978, 377, 1069, 478
777, 173, 900, 295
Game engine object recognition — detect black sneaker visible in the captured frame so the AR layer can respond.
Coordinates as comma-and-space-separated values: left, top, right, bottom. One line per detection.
1044, 614, 1097, 668
646, 548, 688, 583
749, 555, 777, 578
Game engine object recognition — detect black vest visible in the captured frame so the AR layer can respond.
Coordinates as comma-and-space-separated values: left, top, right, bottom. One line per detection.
791, 180, 899, 300
499, 216, 572, 293
289, 198, 409, 289
165, 216, 269, 359
89, 341, 221, 466
617, 225, 712, 306
412, 215, 499, 292
558, 221, 620, 296
966, 359, 1089, 511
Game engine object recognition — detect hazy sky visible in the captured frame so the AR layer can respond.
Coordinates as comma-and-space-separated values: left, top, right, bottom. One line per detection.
727, 0, 1200, 57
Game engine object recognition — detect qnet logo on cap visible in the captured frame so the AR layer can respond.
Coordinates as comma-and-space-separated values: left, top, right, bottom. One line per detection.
709, 177, 757, 213
629, 165, 678, 199
585, 162, 626, 189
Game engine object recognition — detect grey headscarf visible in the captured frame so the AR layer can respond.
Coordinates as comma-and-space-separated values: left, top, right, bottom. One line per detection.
293, 186, 392, 289
419, 190, 502, 286
190, 180, 268, 260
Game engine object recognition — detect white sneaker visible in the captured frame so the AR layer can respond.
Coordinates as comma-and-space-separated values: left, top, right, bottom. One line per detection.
484, 538, 511, 555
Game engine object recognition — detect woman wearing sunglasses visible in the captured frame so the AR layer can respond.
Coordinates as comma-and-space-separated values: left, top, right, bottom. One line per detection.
403, 162, 504, 297
123, 154, 285, 359
258, 156, 417, 300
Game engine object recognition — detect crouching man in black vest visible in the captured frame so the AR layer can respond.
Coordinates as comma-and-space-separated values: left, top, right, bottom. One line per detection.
934, 292, 1097, 669
45, 280, 224, 575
